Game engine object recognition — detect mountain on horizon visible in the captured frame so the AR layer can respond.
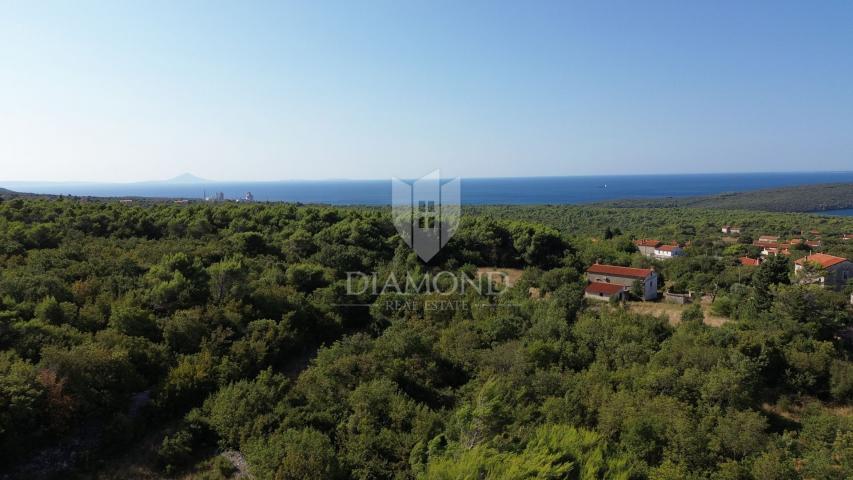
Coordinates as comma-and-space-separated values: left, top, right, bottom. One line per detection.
165, 173, 208, 183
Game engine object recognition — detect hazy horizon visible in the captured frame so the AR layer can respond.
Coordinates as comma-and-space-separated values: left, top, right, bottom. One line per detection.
3, 168, 853, 185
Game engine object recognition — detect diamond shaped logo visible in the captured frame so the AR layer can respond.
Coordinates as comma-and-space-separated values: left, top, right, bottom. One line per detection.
391, 170, 461, 262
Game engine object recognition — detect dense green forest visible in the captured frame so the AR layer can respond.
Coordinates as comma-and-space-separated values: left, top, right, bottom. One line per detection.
2, 197, 853, 479
468, 203, 853, 242
592, 183, 853, 212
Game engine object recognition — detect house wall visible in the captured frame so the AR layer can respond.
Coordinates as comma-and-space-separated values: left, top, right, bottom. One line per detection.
645, 273, 659, 300
826, 261, 853, 290
584, 291, 623, 302
654, 248, 683, 259
637, 245, 656, 257
664, 292, 691, 304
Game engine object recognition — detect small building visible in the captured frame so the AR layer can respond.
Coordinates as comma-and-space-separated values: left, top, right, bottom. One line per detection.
758, 235, 780, 244
758, 242, 791, 257
584, 282, 626, 302
794, 253, 853, 291
664, 291, 692, 304
119, 199, 133, 204
842, 234, 852, 241
739, 257, 761, 267
633, 239, 661, 258
586, 264, 659, 300
721, 226, 742, 234
654, 244, 684, 259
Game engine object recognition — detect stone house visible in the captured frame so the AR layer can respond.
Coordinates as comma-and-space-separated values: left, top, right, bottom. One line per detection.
633, 239, 661, 258
794, 253, 853, 291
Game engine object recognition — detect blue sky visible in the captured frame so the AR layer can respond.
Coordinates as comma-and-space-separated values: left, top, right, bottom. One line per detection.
1, 1, 852, 181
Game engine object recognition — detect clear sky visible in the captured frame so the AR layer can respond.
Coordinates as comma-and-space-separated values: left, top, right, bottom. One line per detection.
2, 0, 852, 182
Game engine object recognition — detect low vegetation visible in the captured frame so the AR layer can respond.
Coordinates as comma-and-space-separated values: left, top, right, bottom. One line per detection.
1, 197, 852, 479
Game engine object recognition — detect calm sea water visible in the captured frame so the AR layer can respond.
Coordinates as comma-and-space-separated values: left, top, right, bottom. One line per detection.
816, 208, 853, 217
4, 172, 853, 211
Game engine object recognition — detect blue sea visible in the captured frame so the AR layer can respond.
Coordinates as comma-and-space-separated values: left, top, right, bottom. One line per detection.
816, 208, 853, 217
4, 172, 853, 214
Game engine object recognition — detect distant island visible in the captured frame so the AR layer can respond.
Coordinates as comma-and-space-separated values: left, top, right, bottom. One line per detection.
162, 173, 209, 183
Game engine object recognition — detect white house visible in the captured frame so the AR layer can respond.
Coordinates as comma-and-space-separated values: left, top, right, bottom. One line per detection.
654, 244, 684, 259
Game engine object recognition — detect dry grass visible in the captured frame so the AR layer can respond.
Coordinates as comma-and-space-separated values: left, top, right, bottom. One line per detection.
761, 396, 853, 423
627, 301, 730, 327
476, 267, 525, 287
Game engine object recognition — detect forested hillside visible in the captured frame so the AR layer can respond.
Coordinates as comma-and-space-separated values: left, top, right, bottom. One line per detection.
593, 183, 853, 212
1, 197, 853, 479
469, 203, 853, 240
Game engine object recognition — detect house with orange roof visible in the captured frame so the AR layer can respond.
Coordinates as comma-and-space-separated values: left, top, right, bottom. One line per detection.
586, 264, 659, 300
794, 253, 853, 290
739, 257, 761, 267
584, 281, 627, 302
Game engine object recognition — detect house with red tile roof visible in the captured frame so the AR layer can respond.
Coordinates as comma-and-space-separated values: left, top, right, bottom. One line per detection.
794, 253, 853, 290
739, 257, 761, 267
584, 282, 626, 302
586, 264, 659, 300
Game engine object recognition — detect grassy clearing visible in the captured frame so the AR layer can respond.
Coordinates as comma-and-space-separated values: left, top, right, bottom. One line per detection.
627, 300, 730, 327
